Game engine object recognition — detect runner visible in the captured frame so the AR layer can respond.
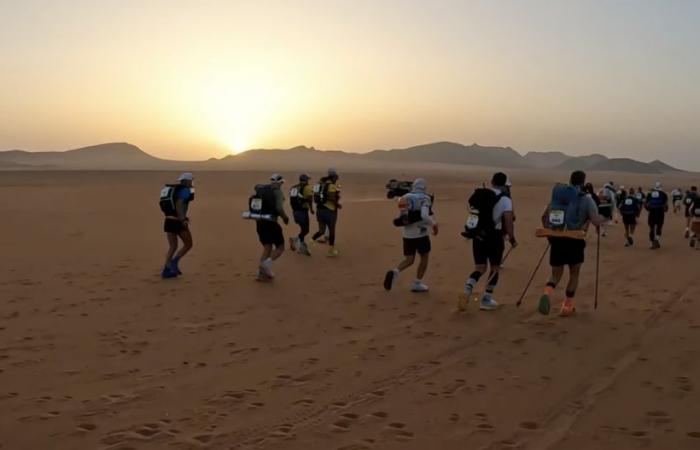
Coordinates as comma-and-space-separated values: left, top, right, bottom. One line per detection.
689, 192, 700, 249
159, 172, 195, 278
462, 172, 517, 311
619, 187, 642, 247
538, 170, 606, 317
249, 174, 289, 281
683, 186, 698, 238
597, 183, 616, 237
671, 187, 683, 214
644, 182, 669, 250
383, 178, 438, 292
311, 169, 342, 257
289, 173, 315, 256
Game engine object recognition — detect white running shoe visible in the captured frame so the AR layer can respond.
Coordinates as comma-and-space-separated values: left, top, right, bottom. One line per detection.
479, 296, 499, 311
410, 281, 429, 292
260, 259, 274, 278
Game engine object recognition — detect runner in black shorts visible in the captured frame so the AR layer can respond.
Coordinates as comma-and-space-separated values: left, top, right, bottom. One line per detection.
548, 238, 586, 267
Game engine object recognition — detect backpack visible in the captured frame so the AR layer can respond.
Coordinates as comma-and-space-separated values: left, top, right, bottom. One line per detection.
619, 197, 638, 216
461, 188, 504, 239
547, 184, 586, 230
393, 192, 432, 227
598, 188, 613, 207
249, 184, 277, 216
313, 182, 329, 206
289, 184, 307, 211
647, 190, 665, 209
159, 184, 193, 216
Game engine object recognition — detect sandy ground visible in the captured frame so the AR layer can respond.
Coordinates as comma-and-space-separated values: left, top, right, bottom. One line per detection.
1, 170, 699, 450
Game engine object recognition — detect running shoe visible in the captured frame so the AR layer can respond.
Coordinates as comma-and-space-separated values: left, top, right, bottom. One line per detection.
299, 242, 311, 256
410, 281, 429, 292
384, 270, 397, 291
538, 294, 551, 315
479, 295, 499, 311
260, 259, 274, 278
327, 247, 340, 257
161, 267, 177, 279
170, 257, 182, 275
560, 299, 576, 317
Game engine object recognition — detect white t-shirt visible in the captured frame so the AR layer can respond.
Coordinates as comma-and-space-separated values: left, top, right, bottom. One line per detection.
402, 193, 435, 239
491, 188, 513, 231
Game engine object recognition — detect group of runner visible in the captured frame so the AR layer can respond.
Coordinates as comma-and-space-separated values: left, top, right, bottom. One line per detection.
157, 170, 700, 317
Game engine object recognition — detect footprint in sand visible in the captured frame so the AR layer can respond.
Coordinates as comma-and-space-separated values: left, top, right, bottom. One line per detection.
519, 421, 539, 430
687, 431, 700, 439
369, 411, 388, 419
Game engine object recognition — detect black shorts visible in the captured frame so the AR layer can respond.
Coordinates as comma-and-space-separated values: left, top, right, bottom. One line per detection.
164, 218, 185, 234
598, 206, 613, 220
648, 210, 665, 226
622, 214, 637, 226
472, 234, 505, 266
403, 236, 431, 256
256, 220, 284, 247
317, 208, 338, 227
549, 237, 586, 267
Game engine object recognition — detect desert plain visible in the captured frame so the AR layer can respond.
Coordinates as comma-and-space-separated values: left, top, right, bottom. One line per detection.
1, 169, 699, 450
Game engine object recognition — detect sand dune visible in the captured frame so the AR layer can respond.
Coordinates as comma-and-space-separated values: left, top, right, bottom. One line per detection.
1, 170, 699, 450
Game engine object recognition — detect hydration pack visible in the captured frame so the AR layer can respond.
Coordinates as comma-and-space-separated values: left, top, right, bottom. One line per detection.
462, 188, 504, 239
547, 184, 586, 230
313, 182, 329, 206
249, 184, 277, 217
393, 192, 433, 227
159, 184, 194, 216
647, 190, 665, 209
685, 194, 696, 206
289, 184, 307, 211
635, 192, 645, 202
619, 197, 639, 216
598, 188, 613, 207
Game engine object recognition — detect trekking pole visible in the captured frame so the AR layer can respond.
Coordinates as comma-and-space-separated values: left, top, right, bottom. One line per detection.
594, 226, 601, 309
516, 243, 550, 307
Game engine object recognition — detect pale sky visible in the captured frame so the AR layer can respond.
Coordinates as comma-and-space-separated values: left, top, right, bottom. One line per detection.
1, 0, 699, 168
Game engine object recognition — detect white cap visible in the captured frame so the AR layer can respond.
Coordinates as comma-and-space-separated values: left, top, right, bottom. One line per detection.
654, 181, 662, 190
270, 173, 285, 184
178, 172, 194, 181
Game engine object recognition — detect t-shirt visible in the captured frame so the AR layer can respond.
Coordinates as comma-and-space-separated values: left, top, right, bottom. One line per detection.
402, 193, 435, 239
177, 185, 191, 216
323, 183, 340, 211
646, 190, 668, 210
491, 188, 513, 231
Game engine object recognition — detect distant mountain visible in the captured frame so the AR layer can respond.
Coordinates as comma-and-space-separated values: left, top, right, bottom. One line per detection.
363, 142, 529, 168
0, 143, 169, 169
524, 151, 571, 168
0, 141, 688, 174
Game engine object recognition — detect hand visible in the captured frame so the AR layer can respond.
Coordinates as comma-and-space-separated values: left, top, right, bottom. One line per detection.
432, 224, 439, 236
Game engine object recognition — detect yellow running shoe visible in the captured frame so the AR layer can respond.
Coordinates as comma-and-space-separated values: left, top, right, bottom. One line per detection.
327, 247, 340, 257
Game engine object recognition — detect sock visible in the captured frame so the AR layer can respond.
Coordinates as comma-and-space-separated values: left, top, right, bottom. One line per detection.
565, 290, 575, 299
465, 271, 482, 294
486, 272, 499, 294
544, 283, 555, 296
392, 268, 399, 277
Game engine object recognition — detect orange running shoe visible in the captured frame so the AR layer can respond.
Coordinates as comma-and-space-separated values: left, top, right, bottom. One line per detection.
560, 298, 576, 317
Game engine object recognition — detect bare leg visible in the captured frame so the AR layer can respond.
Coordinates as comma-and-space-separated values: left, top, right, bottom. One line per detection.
417, 253, 429, 279
270, 243, 285, 261
174, 229, 193, 260
260, 245, 272, 263
549, 266, 565, 286
397, 255, 416, 272
164, 233, 178, 268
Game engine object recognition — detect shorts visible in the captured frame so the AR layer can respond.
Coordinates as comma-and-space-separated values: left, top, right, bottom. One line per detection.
256, 220, 284, 247
164, 218, 185, 233
622, 214, 637, 226
648, 210, 665, 226
598, 206, 613, 220
293, 209, 310, 228
403, 236, 431, 256
549, 237, 586, 267
472, 234, 505, 266
317, 208, 338, 227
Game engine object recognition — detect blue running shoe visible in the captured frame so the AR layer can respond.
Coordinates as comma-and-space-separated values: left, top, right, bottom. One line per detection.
161, 266, 177, 279
170, 257, 182, 275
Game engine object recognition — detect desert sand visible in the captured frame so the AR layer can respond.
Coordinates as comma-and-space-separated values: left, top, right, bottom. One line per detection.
1, 170, 699, 450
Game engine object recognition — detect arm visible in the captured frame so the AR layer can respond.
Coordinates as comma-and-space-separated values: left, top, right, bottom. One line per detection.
503, 210, 516, 245
420, 203, 438, 235
275, 190, 289, 224
175, 198, 187, 222
305, 187, 315, 214
541, 204, 551, 228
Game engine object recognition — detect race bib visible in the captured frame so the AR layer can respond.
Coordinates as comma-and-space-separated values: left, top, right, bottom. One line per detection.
290, 187, 300, 198
466, 210, 479, 229
250, 198, 263, 211
624, 198, 634, 206
652, 191, 660, 198
549, 210, 565, 227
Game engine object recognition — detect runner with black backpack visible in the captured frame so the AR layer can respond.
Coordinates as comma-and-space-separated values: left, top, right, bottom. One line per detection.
248, 174, 289, 281
644, 182, 669, 250
158, 172, 195, 278
289, 173, 315, 256
461, 172, 517, 311
311, 168, 342, 257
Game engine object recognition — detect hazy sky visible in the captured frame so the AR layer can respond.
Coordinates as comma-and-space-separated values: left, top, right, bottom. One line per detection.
1, 0, 699, 168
